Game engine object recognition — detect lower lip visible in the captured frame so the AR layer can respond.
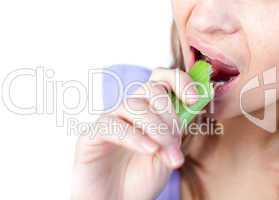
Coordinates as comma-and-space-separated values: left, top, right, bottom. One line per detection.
188, 47, 241, 98
213, 76, 240, 98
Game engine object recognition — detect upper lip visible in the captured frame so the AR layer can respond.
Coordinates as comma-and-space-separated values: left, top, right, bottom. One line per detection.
187, 36, 239, 70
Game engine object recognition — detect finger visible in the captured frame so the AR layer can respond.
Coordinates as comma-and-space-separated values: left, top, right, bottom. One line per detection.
140, 83, 185, 169
92, 115, 160, 155
132, 81, 183, 138
115, 97, 180, 148
144, 82, 183, 135
149, 68, 199, 105
158, 146, 185, 169
114, 98, 184, 168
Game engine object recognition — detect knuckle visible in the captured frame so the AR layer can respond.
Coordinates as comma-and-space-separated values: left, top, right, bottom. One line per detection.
150, 94, 171, 112
124, 97, 147, 111
149, 80, 171, 94
150, 67, 168, 80
113, 97, 148, 117
152, 82, 170, 94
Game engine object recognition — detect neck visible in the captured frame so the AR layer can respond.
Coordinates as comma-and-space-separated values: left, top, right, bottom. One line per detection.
183, 101, 279, 170
219, 101, 279, 161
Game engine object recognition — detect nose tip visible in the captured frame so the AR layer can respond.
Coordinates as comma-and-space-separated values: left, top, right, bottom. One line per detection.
193, 15, 238, 34
190, 2, 239, 35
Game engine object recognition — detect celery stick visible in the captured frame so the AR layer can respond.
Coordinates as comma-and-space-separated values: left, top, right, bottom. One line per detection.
171, 60, 214, 127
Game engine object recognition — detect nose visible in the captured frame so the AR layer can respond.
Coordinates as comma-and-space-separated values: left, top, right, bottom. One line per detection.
189, 0, 240, 35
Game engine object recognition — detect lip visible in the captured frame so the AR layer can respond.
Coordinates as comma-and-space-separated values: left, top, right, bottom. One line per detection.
187, 36, 239, 70
186, 36, 241, 98
213, 75, 240, 98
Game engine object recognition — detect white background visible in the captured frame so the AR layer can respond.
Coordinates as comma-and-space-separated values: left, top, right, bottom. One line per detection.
0, 0, 172, 199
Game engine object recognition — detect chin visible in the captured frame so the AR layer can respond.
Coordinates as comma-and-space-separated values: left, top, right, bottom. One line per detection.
208, 92, 243, 121
211, 109, 242, 121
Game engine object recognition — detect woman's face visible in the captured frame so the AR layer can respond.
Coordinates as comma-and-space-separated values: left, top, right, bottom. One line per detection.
172, 0, 279, 120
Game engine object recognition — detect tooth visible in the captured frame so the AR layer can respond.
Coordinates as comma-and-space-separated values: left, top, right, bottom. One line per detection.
215, 82, 225, 88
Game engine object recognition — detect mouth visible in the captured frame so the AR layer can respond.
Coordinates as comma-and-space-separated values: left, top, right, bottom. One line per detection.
190, 46, 240, 98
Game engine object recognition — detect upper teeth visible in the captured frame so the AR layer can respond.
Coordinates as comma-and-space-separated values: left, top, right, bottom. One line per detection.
213, 81, 225, 88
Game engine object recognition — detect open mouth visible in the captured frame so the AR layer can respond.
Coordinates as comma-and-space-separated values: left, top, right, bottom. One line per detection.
191, 47, 240, 98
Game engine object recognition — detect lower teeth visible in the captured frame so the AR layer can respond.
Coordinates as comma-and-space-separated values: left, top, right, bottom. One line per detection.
213, 81, 225, 88
212, 77, 235, 88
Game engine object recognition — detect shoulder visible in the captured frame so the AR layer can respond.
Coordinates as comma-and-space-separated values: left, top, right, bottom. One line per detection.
102, 64, 152, 110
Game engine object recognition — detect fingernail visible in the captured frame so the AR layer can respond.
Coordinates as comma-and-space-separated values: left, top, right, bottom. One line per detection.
165, 145, 184, 167
185, 90, 199, 105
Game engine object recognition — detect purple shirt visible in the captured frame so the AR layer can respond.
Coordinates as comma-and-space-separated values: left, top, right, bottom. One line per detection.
102, 64, 181, 200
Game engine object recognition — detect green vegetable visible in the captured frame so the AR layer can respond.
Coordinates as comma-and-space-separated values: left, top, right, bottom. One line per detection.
171, 60, 214, 128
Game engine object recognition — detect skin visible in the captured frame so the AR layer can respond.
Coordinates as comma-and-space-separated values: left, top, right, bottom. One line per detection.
173, 0, 279, 199
72, 0, 279, 199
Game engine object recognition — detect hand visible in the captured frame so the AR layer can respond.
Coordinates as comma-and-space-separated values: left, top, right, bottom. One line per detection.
71, 68, 198, 200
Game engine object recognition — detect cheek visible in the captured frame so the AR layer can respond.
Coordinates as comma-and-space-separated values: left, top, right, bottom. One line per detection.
218, 4, 279, 119
214, 66, 279, 121
172, 0, 195, 33
242, 4, 279, 75
171, 0, 196, 70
